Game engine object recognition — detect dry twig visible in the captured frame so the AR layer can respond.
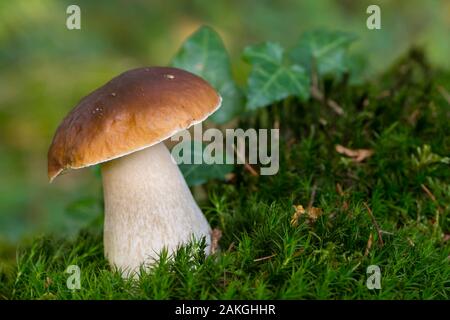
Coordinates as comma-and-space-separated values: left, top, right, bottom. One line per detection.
311, 86, 345, 116
253, 254, 276, 262
363, 202, 384, 247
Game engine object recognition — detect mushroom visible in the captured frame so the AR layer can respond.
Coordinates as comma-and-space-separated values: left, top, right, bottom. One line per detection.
48, 67, 221, 276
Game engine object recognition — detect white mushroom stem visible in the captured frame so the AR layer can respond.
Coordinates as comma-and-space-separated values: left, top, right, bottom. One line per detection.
101, 142, 211, 276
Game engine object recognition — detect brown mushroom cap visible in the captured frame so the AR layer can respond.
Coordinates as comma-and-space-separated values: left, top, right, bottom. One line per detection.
48, 66, 221, 182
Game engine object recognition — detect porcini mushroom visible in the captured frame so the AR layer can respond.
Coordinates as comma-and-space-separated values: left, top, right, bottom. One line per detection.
48, 67, 221, 276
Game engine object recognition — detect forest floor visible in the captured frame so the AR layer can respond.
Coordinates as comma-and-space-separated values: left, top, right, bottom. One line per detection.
1, 50, 449, 299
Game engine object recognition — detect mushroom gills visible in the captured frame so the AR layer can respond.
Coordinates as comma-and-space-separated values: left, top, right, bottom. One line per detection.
101, 142, 211, 276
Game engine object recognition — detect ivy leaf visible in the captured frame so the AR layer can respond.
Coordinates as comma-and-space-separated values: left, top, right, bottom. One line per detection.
290, 30, 357, 77
171, 26, 244, 124
175, 141, 234, 186
244, 42, 310, 110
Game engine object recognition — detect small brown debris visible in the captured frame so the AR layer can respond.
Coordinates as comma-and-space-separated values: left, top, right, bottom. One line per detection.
307, 207, 323, 222
335, 144, 374, 162
210, 228, 222, 254
443, 234, 450, 242
291, 205, 306, 227
44, 277, 53, 289
364, 233, 374, 257
291, 204, 323, 226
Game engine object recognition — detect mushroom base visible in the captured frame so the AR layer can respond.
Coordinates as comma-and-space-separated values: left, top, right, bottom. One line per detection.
101, 142, 212, 277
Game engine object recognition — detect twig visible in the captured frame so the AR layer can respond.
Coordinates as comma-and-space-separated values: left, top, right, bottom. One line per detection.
364, 233, 374, 257
421, 184, 436, 202
310, 86, 345, 116
363, 202, 384, 247
253, 254, 276, 262
437, 85, 450, 105
232, 143, 259, 176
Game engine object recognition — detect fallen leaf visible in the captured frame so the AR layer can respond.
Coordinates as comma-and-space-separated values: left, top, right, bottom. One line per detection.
291, 205, 306, 227
291, 204, 323, 226
307, 207, 323, 221
335, 144, 374, 162
210, 228, 222, 254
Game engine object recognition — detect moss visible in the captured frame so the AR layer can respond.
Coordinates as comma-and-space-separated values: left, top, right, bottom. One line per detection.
1, 51, 449, 299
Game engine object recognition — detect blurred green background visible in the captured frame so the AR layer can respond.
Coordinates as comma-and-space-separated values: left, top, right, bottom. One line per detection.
0, 0, 449, 243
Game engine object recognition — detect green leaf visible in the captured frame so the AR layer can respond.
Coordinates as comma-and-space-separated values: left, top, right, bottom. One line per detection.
175, 141, 234, 186
243, 42, 310, 110
290, 30, 357, 77
171, 26, 244, 124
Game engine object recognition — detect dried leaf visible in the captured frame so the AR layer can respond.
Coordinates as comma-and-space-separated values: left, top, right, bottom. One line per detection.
307, 207, 323, 221
291, 205, 306, 226
335, 144, 374, 162
291, 204, 323, 226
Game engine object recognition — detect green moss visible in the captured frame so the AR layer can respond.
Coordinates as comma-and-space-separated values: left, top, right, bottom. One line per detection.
1, 51, 449, 299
